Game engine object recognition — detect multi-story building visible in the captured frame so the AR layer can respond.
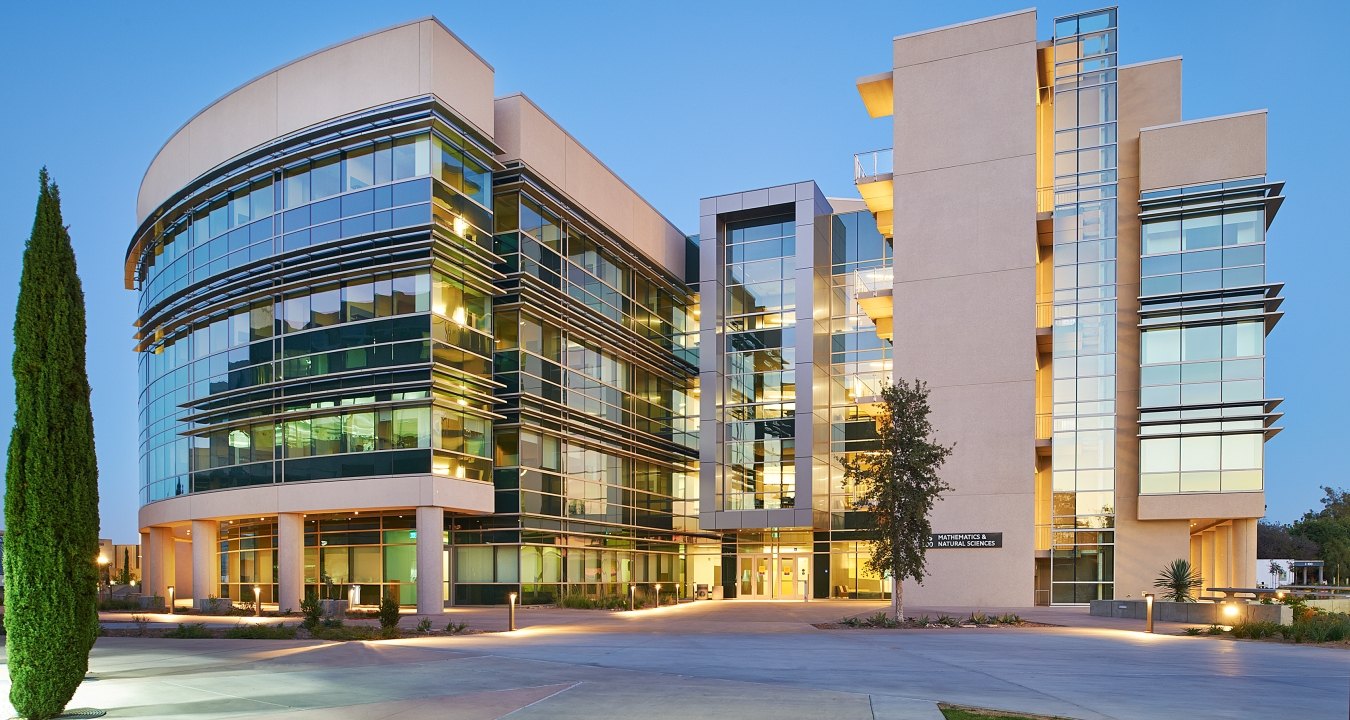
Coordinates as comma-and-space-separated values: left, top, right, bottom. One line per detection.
838, 6, 1282, 605
129, 7, 1283, 610
126, 19, 702, 612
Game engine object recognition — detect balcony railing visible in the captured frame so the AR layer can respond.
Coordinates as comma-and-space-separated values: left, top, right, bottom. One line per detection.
854, 148, 894, 182
853, 266, 894, 295
1036, 413, 1053, 441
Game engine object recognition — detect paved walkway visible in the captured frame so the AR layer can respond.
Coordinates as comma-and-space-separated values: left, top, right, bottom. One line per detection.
6, 601, 1345, 719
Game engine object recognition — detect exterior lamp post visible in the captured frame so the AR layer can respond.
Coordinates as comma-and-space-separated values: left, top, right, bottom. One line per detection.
253, 585, 262, 616
628, 583, 636, 612
654, 583, 661, 608
96, 556, 109, 602
507, 591, 517, 631
1143, 592, 1155, 633
167, 585, 175, 614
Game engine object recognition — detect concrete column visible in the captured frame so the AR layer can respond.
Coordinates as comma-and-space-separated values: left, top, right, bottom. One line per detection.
1214, 524, 1233, 588
1231, 519, 1256, 587
277, 513, 305, 612
146, 526, 176, 605
139, 531, 149, 591
191, 520, 219, 608
1200, 530, 1216, 594
416, 506, 445, 615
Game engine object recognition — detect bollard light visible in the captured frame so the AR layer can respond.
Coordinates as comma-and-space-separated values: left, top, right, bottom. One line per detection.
1144, 593, 1155, 634
508, 591, 518, 631
253, 585, 262, 616
167, 585, 175, 615
628, 583, 636, 612
655, 583, 661, 607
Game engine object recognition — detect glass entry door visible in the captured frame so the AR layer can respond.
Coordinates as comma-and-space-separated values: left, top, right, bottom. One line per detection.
737, 554, 807, 599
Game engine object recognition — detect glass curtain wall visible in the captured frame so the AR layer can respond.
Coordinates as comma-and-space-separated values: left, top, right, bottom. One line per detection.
1050, 7, 1119, 604
1138, 180, 1272, 495
823, 210, 892, 599
720, 215, 797, 511
460, 181, 699, 604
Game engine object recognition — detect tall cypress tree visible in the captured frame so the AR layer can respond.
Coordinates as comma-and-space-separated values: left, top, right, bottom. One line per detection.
5, 169, 101, 720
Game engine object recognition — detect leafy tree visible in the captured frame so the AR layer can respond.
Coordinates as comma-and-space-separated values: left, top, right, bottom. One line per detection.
842, 379, 953, 620
1154, 558, 1204, 602
4, 169, 101, 719
1292, 486, 1350, 582
1257, 520, 1319, 560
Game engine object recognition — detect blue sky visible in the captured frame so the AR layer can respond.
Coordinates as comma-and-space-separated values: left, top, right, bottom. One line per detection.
0, 1, 1344, 543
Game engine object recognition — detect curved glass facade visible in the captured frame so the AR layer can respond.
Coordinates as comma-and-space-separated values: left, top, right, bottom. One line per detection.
129, 101, 500, 506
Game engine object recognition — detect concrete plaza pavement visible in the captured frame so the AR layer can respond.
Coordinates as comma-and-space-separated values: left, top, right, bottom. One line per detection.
5, 601, 1348, 719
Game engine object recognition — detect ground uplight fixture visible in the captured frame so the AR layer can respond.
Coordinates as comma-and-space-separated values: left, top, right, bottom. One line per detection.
508, 591, 518, 631
254, 585, 262, 615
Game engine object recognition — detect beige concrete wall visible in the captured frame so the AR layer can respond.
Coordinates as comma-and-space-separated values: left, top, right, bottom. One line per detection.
1138, 492, 1266, 521
138, 474, 494, 532
1113, 57, 1188, 601
138, 18, 496, 223
493, 94, 686, 278
890, 9, 1037, 607
1139, 111, 1267, 191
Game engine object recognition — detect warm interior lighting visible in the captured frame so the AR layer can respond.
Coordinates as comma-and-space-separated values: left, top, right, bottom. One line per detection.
452, 216, 469, 237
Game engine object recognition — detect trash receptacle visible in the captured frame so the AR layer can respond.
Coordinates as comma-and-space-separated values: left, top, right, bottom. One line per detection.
695, 584, 709, 600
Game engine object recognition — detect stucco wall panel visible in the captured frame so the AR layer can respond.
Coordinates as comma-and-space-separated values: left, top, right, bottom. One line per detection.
1139, 112, 1267, 191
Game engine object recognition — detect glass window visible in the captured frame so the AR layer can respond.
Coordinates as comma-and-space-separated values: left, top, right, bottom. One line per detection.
230, 188, 251, 227
1181, 325, 1221, 362
1223, 209, 1262, 246
310, 155, 341, 200
1142, 220, 1180, 255
392, 134, 429, 180
283, 294, 310, 333
347, 412, 376, 453
1182, 213, 1222, 250
343, 280, 375, 322
249, 179, 274, 218
1180, 435, 1221, 472
1222, 321, 1263, 358
283, 166, 310, 209
310, 286, 341, 327
345, 146, 374, 192
374, 140, 393, 185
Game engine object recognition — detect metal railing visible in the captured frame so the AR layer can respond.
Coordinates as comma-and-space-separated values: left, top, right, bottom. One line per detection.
854, 148, 894, 182
853, 266, 894, 296
1036, 301, 1053, 329
1035, 413, 1053, 441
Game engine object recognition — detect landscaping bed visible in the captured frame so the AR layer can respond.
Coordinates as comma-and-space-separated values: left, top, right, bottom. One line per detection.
815, 612, 1055, 630
100, 618, 484, 641
939, 703, 1077, 720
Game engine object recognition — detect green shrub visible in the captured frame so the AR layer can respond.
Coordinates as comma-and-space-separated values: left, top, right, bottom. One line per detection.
559, 591, 599, 609
996, 613, 1022, 625
164, 623, 213, 639
1206, 624, 1226, 635
223, 624, 297, 640
968, 612, 990, 625
916, 615, 932, 626
97, 598, 141, 611
310, 625, 387, 641
1280, 612, 1350, 643
1230, 621, 1281, 639
320, 616, 343, 629
415, 618, 432, 633
937, 614, 961, 627
839, 616, 861, 627
377, 593, 400, 631
299, 594, 322, 631
446, 620, 469, 634
1182, 627, 1204, 636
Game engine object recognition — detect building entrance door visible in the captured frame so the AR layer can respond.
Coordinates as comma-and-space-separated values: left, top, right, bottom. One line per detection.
737, 554, 807, 599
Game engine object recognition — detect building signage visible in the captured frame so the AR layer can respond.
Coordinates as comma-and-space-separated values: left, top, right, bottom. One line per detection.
928, 532, 1002, 549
